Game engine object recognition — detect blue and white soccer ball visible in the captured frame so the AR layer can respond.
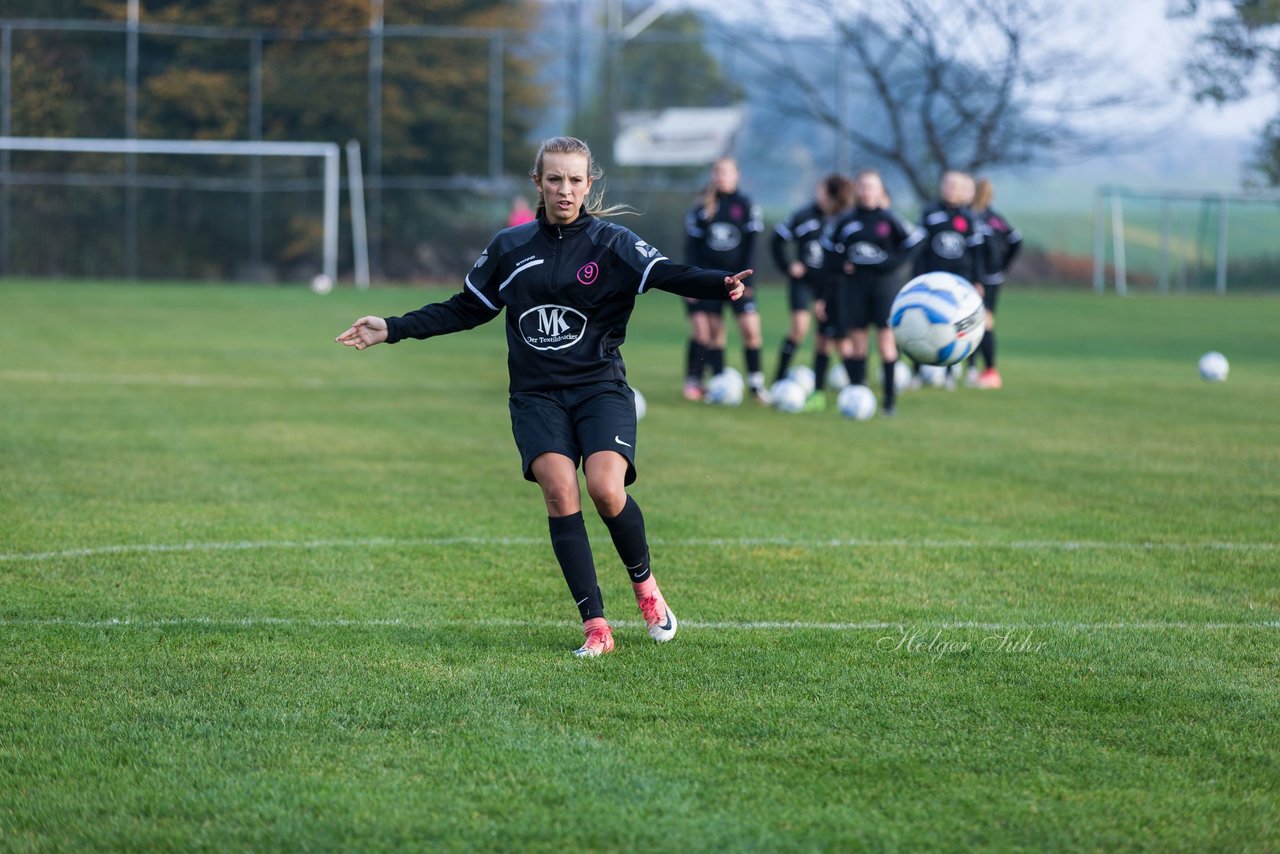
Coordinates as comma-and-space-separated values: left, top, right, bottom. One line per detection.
632, 387, 646, 421
837, 384, 877, 420
890, 272, 985, 366
827, 362, 850, 391
1199, 351, 1229, 382
771, 378, 808, 413
705, 370, 745, 406
786, 365, 816, 396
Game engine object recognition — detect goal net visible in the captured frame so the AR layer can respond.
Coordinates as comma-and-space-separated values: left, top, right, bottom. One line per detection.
0, 137, 348, 284
1093, 186, 1280, 295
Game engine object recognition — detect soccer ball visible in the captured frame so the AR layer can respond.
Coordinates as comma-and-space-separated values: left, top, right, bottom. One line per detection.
771, 378, 808, 413
705, 370, 745, 406
1199, 351, 1229, 382
309, 273, 333, 295
786, 365, 816, 396
837, 384, 877, 420
917, 364, 948, 388
893, 360, 913, 393
890, 272, 985, 365
632, 387, 647, 421
827, 362, 850, 391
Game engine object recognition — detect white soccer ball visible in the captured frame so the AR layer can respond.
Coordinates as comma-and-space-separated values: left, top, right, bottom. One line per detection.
890, 272, 985, 366
309, 273, 333, 295
786, 365, 816, 396
632, 387, 647, 421
827, 361, 850, 391
837, 384, 877, 420
705, 371, 745, 406
771, 378, 808, 413
918, 364, 948, 388
894, 360, 913, 393
719, 366, 744, 388
1199, 351, 1229, 382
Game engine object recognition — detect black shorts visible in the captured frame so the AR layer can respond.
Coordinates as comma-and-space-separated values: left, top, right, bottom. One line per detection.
836, 277, 897, 334
509, 381, 638, 486
981, 283, 1000, 313
688, 293, 757, 317
788, 278, 817, 312
818, 290, 842, 339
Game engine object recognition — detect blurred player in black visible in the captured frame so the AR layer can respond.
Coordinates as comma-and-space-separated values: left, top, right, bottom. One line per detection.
822, 170, 923, 416
911, 170, 986, 389
965, 177, 1022, 389
769, 173, 852, 387
683, 157, 768, 402
336, 136, 751, 658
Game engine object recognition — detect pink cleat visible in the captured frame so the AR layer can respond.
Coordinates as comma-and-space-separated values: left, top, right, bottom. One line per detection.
977, 368, 1003, 389
633, 578, 678, 643
573, 617, 615, 657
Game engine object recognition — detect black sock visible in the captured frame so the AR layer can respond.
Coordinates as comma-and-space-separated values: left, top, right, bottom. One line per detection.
776, 337, 798, 383
967, 353, 977, 370
981, 330, 996, 369
882, 360, 898, 410
708, 347, 725, 376
745, 346, 762, 377
814, 352, 830, 391
845, 357, 867, 386
685, 339, 704, 382
548, 512, 603, 621
601, 495, 650, 584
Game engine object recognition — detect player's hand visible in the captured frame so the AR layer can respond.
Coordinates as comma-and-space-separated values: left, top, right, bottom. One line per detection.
844, 261, 855, 274
725, 269, 753, 301
788, 260, 806, 280
335, 316, 388, 350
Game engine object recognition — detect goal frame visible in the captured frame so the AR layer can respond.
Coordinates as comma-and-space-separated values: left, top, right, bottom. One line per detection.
0, 136, 358, 286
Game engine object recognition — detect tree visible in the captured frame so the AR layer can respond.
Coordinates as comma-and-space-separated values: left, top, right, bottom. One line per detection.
1174, 0, 1280, 185
731, 0, 1154, 202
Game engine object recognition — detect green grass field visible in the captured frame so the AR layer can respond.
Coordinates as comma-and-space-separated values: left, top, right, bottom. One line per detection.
2, 279, 1278, 851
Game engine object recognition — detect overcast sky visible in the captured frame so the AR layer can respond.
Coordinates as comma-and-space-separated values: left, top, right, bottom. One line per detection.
670, 0, 1274, 139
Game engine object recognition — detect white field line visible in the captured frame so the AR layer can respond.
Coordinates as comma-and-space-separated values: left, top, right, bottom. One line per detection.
0, 615, 1277, 633
1, 535, 1277, 564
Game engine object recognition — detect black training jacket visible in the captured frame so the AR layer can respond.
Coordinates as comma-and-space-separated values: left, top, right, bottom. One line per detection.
385, 212, 736, 393
913, 202, 986, 283
684, 190, 763, 276
823, 205, 924, 286
976, 207, 1022, 286
770, 202, 829, 283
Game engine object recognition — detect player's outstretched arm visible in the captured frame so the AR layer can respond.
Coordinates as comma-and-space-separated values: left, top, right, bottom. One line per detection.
335, 316, 388, 350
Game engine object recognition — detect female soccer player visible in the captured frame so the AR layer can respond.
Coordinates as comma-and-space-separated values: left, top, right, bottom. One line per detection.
683, 157, 768, 402
336, 137, 751, 657
911, 170, 986, 389
822, 170, 924, 416
966, 177, 1022, 389
769, 173, 853, 385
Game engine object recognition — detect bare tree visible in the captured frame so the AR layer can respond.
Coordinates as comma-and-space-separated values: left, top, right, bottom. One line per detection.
735, 0, 1156, 201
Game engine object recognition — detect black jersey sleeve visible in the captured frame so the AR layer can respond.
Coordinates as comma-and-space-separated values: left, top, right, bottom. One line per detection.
603, 223, 735, 301
647, 263, 737, 300
384, 241, 504, 343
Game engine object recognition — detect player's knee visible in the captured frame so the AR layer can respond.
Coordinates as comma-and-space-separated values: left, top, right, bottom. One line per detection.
586, 479, 626, 517
538, 479, 580, 515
